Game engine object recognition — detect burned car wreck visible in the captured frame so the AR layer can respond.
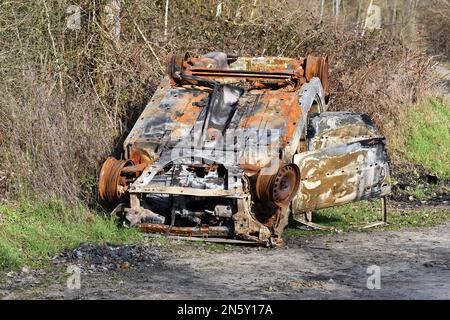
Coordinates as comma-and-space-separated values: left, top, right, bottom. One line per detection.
98, 52, 391, 245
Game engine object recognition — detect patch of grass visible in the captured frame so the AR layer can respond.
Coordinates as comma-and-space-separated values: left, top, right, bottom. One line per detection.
389, 207, 450, 228
404, 186, 434, 201
0, 197, 141, 271
394, 183, 437, 201
285, 200, 450, 237
402, 98, 450, 179
203, 242, 228, 251
311, 200, 382, 231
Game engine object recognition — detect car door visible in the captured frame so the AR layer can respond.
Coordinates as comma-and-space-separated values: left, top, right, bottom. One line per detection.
292, 112, 391, 212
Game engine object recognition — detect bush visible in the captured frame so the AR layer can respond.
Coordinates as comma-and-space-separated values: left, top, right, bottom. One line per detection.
0, 0, 441, 203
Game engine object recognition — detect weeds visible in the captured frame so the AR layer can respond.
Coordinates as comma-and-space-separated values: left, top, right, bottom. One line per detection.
285, 200, 450, 237
388, 98, 450, 180
0, 0, 440, 203
404, 99, 450, 179
0, 197, 141, 270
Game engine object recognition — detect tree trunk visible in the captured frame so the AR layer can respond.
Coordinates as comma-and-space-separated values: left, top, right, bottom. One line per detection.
392, 0, 397, 24
320, 0, 325, 23
164, 0, 169, 41
336, 0, 341, 19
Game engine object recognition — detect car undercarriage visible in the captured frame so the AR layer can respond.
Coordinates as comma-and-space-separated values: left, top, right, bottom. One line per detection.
98, 52, 391, 246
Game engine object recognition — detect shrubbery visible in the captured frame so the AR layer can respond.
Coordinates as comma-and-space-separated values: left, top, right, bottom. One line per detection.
0, 0, 442, 203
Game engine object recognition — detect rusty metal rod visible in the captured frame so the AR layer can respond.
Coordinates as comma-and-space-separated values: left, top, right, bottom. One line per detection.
381, 196, 387, 223
137, 223, 231, 237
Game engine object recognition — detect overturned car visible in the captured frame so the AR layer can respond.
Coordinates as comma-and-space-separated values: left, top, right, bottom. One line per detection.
98, 52, 391, 245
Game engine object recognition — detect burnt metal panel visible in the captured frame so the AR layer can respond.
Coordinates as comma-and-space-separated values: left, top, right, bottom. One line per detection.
292, 112, 391, 212
307, 112, 382, 150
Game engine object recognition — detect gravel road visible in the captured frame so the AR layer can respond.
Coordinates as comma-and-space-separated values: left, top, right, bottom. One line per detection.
2, 217, 449, 300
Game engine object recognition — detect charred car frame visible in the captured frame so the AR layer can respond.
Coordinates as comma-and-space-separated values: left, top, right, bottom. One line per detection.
98, 52, 391, 245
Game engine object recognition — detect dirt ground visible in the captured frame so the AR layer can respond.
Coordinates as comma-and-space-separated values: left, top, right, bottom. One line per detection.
1, 206, 449, 300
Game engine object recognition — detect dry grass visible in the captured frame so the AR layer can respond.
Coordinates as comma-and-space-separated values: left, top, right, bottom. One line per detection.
0, 0, 442, 204
0, 71, 116, 202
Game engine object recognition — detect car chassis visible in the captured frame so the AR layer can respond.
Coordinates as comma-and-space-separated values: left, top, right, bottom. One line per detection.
98, 52, 391, 246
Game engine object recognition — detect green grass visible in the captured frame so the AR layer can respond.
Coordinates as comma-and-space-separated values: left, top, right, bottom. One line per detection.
403, 186, 434, 201
402, 98, 450, 179
285, 200, 450, 237
394, 183, 438, 201
0, 197, 141, 271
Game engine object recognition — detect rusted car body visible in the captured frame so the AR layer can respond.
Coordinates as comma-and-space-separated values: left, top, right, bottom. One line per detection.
98, 52, 391, 245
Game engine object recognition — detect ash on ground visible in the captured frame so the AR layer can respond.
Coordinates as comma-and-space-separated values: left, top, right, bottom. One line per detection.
53, 243, 162, 271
